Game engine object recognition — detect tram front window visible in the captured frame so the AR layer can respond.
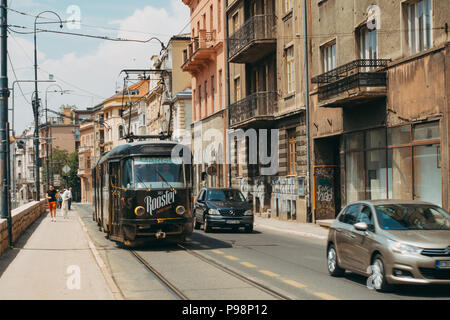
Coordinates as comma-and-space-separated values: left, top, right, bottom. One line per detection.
123, 157, 186, 189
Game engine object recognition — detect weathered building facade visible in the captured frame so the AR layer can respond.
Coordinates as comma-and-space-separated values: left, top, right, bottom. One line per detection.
309, 0, 450, 219
182, 0, 229, 195
226, 0, 310, 222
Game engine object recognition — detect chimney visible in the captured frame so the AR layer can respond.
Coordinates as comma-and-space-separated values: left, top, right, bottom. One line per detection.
64, 107, 71, 125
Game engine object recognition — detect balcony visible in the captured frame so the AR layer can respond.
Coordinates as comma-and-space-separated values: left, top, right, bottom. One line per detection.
229, 92, 277, 128
311, 59, 391, 108
78, 146, 92, 154
182, 30, 217, 75
228, 14, 276, 64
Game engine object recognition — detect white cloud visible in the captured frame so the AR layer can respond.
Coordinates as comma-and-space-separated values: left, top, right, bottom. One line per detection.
10, 1, 190, 134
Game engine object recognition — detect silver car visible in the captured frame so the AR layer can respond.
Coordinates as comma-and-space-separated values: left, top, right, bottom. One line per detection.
327, 200, 450, 291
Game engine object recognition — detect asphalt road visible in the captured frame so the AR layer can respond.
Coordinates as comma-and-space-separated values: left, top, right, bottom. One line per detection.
75, 204, 450, 300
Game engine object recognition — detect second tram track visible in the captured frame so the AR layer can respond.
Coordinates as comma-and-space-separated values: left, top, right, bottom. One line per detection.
129, 243, 290, 301
130, 249, 189, 300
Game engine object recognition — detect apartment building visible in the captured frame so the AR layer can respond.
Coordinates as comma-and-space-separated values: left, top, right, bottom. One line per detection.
309, 0, 450, 219
102, 79, 149, 152
226, 0, 309, 222
182, 0, 229, 195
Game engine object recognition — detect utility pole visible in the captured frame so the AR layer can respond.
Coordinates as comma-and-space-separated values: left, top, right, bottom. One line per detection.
0, 0, 12, 246
0, 0, 10, 218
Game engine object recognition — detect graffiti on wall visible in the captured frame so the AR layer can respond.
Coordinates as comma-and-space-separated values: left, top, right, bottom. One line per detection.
314, 166, 336, 220
239, 178, 265, 210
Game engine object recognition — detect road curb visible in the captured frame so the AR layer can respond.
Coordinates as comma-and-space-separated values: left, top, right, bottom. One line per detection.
254, 220, 328, 240
75, 210, 124, 300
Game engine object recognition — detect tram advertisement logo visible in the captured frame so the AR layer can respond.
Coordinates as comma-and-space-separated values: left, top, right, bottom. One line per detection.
144, 190, 177, 216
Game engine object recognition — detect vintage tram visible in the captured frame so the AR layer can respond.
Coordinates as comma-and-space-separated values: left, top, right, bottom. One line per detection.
92, 141, 193, 245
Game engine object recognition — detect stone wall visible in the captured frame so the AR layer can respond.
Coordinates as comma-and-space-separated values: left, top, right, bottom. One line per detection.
0, 200, 47, 255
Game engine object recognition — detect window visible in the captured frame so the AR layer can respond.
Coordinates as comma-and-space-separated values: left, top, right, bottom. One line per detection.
407, 0, 432, 54
119, 125, 124, 138
219, 70, 223, 108
357, 206, 375, 231
232, 12, 239, 33
322, 41, 336, 72
210, 5, 213, 31
198, 85, 202, 117
340, 204, 360, 225
217, 0, 222, 31
284, 0, 293, 13
234, 76, 241, 101
211, 75, 215, 113
287, 128, 296, 175
359, 26, 378, 62
285, 46, 295, 93
204, 80, 208, 115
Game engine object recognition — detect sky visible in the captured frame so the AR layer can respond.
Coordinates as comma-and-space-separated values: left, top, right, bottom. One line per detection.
7, 0, 191, 134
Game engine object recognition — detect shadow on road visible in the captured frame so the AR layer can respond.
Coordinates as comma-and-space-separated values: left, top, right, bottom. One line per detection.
343, 272, 450, 298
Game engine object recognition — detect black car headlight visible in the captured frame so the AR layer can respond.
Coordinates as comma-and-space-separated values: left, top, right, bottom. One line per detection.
244, 210, 253, 216
209, 209, 221, 215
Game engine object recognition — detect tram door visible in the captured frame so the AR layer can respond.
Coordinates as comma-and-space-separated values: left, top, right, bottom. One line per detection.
109, 161, 121, 237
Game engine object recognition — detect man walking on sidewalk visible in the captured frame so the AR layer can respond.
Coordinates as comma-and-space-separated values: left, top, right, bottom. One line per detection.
46, 185, 58, 222
61, 188, 71, 219
68, 187, 73, 210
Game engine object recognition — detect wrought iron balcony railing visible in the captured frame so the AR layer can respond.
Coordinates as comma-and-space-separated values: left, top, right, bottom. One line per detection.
229, 91, 277, 127
228, 14, 276, 61
311, 59, 391, 101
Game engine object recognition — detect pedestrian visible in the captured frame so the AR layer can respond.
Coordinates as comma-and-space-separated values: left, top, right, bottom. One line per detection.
68, 187, 73, 210
46, 185, 57, 222
61, 188, 71, 219
57, 189, 63, 209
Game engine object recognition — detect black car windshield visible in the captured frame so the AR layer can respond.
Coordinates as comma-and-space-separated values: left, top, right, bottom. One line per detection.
207, 189, 245, 202
375, 204, 450, 230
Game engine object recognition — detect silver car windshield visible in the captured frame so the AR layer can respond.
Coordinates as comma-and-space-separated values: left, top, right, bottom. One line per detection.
375, 204, 450, 230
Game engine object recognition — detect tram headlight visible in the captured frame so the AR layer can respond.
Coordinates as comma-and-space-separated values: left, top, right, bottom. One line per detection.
176, 205, 186, 216
134, 206, 146, 217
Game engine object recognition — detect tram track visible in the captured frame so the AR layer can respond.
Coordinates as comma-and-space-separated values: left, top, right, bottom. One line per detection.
129, 244, 290, 301
130, 249, 189, 300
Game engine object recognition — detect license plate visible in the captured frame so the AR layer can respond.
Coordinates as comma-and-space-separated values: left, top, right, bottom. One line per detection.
226, 220, 240, 224
436, 261, 450, 269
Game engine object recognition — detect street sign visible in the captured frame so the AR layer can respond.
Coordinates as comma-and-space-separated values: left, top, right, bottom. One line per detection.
62, 165, 70, 174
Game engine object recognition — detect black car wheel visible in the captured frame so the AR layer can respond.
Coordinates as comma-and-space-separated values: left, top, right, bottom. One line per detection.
327, 244, 345, 277
203, 216, 212, 233
244, 225, 253, 233
194, 215, 201, 230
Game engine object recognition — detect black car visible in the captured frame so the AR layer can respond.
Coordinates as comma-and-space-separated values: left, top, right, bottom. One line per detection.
193, 188, 254, 233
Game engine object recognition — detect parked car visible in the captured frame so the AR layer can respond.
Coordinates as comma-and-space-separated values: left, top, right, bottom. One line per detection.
327, 200, 450, 292
193, 188, 254, 233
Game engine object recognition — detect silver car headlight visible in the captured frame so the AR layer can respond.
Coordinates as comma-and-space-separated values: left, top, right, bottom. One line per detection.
208, 209, 220, 216
388, 239, 422, 255
244, 210, 253, 216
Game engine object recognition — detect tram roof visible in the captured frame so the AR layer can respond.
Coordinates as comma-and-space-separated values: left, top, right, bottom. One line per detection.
95, 140, 185, 166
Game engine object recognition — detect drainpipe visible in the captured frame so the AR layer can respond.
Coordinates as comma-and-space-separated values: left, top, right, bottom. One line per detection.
225, 4, 231, 188
303, 0, 312, 223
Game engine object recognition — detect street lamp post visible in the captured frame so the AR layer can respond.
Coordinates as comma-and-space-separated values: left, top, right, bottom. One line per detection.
44, 84, 71, 190
33, 11, 63, 200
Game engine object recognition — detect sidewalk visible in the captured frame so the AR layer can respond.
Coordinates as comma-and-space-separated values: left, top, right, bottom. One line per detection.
254, 216, 332, 241
0, 207, 115, 300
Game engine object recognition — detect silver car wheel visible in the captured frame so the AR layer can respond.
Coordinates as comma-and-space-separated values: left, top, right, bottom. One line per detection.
372, 259, 384, 289
328, 247, 337, 272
